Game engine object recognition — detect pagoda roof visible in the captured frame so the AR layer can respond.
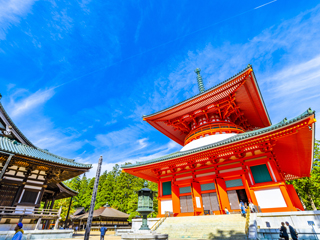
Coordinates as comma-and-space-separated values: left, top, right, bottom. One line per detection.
0, 135, 91, 168
143, 66, 271, 145
122, 108, 315, 180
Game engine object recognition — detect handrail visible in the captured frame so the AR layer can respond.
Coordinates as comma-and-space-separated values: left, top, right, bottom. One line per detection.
245, 207, 251, 236
150, 212, 169, 231
184, 122, 244, 145
0, 206, 59, 217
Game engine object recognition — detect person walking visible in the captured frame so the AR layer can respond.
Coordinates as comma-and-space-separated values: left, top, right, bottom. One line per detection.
224, 207, 230, 214
100, 225, 107, 240
286, 222, 298, 240
240, 204, 246, 217
12, 222, 24, 240
279, 222, 289, 240
249, 201, 256, 213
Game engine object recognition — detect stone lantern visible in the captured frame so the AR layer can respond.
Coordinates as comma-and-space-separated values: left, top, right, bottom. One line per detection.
137, 182, 154, 230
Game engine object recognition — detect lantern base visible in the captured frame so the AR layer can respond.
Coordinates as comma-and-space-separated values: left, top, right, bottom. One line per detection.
139, 213, 151, 230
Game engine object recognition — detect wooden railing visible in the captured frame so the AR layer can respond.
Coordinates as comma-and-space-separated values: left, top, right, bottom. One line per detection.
245, 207, 251, 236
0, 206, 60, 219
150, 212, 170, 231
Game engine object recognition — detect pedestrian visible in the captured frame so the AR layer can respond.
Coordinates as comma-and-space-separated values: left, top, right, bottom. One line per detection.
240, 204, 246, 217
285, 222, 298, 240
224, 207, 230, 214
75, 226, 78, 233
279, 222, 289, 240
100, 225, 107, 240
249, 201, 256, 213
12, 222, 24, 240
239, 200, 244, 209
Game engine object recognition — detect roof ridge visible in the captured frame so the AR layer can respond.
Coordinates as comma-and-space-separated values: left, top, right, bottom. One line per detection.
123, 108, 314, 169
0, 100, 35, 147
0, 135, 92, 168
143, 65, 252, 119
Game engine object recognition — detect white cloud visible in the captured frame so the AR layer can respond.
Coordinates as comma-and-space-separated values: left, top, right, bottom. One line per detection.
9, 88, 55, 118
0, 0, 36, 39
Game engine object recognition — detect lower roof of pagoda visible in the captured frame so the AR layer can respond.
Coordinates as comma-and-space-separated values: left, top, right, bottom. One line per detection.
122, 108, 316, 182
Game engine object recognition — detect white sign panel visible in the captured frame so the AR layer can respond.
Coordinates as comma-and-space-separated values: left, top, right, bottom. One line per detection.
254, 188, 287, 208
161, 200, 173, 214
196, 197, 201, 208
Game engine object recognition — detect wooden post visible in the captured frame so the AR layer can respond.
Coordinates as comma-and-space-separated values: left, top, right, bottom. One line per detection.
0, 154, 13, 180
84, 156, 103, 240
54, 207, 62, 230
35, 218, 42, 230
45, 194, 55, 229
64, 197, 73, 229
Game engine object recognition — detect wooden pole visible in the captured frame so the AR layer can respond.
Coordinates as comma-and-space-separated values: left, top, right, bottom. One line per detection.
84, 156, 103, 240
64, 197, 73, 229
0, 154, 13, 180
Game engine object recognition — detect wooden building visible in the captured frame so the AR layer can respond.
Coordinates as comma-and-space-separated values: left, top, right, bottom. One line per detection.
122, 66, 315, 217
0, 95, 91, 228
71, 204, 130, 230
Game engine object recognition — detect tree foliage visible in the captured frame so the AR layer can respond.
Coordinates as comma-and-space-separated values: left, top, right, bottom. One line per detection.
287, 140, 320, 210
54, 163, 158, 221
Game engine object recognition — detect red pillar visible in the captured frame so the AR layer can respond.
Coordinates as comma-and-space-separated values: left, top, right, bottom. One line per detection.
192, 182, 203, 215
171, 183, 180, 216
215, 178, 230, 213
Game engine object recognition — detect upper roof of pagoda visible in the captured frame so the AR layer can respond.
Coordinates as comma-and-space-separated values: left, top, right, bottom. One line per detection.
143, 65, 271, 146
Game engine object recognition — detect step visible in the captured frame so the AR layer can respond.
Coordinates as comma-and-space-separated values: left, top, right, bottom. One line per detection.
157, 215, 247, 240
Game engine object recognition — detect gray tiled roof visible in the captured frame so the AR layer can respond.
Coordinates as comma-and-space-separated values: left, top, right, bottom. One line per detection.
123, 108, 314, 169
0, 135, 91, 168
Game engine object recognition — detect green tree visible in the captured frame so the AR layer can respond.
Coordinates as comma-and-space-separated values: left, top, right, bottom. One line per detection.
288, 140, 320, 210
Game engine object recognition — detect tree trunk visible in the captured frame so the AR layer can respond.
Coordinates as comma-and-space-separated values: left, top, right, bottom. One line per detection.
308, 194, 317, 210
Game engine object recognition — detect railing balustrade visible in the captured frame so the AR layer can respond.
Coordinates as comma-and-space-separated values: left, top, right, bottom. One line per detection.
0, 206, 59, 218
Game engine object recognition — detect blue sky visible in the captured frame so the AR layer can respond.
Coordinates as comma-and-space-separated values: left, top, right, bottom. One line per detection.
1, 0, 320, 177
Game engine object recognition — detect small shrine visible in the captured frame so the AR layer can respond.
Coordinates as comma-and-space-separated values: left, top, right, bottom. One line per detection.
122, 65, 316, 217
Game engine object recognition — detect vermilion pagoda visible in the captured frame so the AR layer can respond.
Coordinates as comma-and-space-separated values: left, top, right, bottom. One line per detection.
122, 65, 316, 217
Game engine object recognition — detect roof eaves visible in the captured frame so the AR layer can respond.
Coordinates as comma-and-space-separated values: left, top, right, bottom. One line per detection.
0, 101, 35, 147
0, 136, 92, 168
123, 108, 314, 169
143, 65, 252, 119
250, 68, 272, 125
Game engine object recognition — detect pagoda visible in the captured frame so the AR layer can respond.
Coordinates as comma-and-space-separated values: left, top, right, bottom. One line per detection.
122, 65, 316, 217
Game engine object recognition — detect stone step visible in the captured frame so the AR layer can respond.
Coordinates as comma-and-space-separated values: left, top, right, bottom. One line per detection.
157, 215, 247, 240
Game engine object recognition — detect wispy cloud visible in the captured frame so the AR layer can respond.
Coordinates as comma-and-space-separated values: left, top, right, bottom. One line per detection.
0, 0, 36, 39
9, 88, 55, 118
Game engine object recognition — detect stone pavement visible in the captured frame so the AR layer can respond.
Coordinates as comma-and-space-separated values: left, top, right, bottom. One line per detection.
55, 231, 121, 240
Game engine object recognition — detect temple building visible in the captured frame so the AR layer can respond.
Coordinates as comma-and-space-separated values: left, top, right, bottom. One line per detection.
122, 65, 316, 217
71, 204, 130, 231
0, 94, 91, 229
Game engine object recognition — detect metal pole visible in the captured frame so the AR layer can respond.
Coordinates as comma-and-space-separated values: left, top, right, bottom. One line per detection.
84, 156, 103, 240
64, 197, 73, 229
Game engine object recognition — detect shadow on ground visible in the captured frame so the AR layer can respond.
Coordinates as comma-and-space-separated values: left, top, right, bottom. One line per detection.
207, 229, 247, 240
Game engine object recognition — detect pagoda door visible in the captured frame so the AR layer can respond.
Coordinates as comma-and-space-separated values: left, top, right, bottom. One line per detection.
202, 192, 220, 213
180, 195, 193, 213
227, 190, 240, 210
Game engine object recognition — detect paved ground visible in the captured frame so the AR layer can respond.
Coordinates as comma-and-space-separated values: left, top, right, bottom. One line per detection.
55, 231, 121, 240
